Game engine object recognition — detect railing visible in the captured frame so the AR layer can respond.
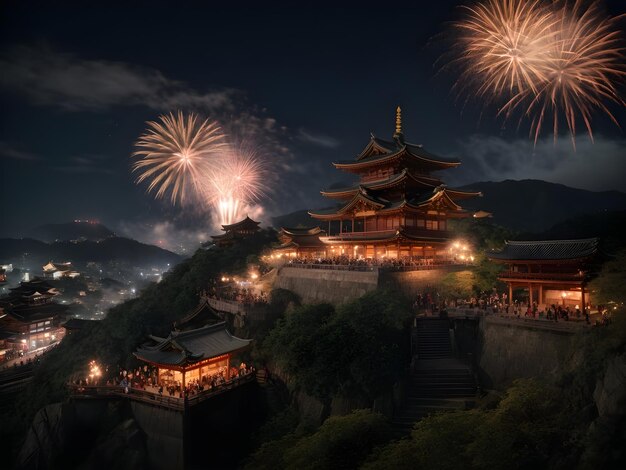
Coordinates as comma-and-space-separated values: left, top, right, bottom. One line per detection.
68, 373, 255, 410
282, 263, 378, 272
282, 260, 468, 273
321, 228, 451, 240
499, 272, 585, 281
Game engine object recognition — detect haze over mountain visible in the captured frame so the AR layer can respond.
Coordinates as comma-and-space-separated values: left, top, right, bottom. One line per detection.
0, 237, 182, 268
24, 221, 116, 242
271, 180, 626, 234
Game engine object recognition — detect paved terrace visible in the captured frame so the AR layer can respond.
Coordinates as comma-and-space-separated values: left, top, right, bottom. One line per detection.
68, 372, 255, 411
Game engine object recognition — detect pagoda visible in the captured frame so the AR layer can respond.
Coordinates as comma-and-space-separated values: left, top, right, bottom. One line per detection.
209, 216, 260, 248
308, 107, 481, 260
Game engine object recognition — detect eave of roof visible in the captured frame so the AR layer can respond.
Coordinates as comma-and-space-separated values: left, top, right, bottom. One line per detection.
488, 238, 600, 262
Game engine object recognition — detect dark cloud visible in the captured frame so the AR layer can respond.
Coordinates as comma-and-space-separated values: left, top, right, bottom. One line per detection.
449, 134, 626, 192
0, 45, 236, 112
0, 141, 41, 161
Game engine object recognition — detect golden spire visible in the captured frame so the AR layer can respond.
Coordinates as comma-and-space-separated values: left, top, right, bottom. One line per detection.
394, 106, 402, 136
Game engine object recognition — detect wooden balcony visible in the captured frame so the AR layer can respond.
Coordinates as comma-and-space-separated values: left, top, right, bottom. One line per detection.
498, 271, 585, 282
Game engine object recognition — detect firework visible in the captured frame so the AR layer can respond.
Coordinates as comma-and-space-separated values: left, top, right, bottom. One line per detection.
203, 142, 267, 226
449, 0, 625, 145
132, 111, 227, 205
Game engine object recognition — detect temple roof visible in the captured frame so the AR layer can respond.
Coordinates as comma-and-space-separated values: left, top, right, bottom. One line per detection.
334, 135, 461, 173
321, 169, 443, 198
221, 216, 260, 231
134, 322, 252, 368
173, 298, 220, 330
0, 301, 69, 322
488, 238, 600, 262
309, 186, 469, 219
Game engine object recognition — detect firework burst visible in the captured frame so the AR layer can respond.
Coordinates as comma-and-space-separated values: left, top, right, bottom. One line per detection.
203, 141, 267, 226
449, 0, 626, 146
132, 111, 227, 205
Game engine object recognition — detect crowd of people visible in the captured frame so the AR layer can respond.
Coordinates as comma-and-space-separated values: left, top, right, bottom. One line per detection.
77, 362, 256, 399
286, 256, 453, 270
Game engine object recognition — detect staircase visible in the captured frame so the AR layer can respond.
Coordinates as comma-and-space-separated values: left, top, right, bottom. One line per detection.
392, 318, 477, 435
415, 318, 451, 359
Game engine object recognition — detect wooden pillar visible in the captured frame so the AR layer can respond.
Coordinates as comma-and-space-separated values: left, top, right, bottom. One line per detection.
328, 220, 331, 236
226, 355, 231, 380
340, 219, 343, 235
538, 284, 543, 305
529, 283, 533, 305
508, 283, 513, 307
581, 283, 586, 312
182, 369, 186, 396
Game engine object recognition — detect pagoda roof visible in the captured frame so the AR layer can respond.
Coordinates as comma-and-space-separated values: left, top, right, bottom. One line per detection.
173, 298, 220, 330
133, 322, 252, 368
43, 262, 72, 273
488, 238, 599, 262
334, 135, 460, 173
321, 169, 442, 198
221, 216, 260, 231
309, 187, 469, 219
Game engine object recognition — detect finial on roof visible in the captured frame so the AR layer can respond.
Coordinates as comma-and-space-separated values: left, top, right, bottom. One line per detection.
394, 106, 402, 136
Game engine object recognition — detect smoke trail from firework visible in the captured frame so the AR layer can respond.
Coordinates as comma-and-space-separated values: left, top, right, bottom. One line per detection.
449, 0, 625, 146
132, 111, 227, 205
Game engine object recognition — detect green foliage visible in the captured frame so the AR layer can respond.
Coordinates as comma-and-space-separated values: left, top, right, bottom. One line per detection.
467, 379, 571, 469
248, 410, 392, 470
589, 249, 626, 305
364, 410, 484, 470
438, 270, 474, 299
448, 218, 515, 251
262, 290, 413, 402
471, 254, 506, 294
366, 379, 571, 470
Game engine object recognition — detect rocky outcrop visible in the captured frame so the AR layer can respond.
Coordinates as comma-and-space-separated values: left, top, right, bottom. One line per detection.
594, 353, 626, 418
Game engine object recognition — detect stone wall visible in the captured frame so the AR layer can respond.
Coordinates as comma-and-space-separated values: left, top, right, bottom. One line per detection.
474, 317, 578, 390
273, 266, 460, 305
273, 267, 379, 304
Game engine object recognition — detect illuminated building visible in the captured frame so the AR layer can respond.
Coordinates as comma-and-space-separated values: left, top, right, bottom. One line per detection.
133, 322, 252, 392
488, 238, 600, 308
209, 216, 260, 248
308, 107, 482, 260
42, 261, 80, 279
0, 279, 68, 351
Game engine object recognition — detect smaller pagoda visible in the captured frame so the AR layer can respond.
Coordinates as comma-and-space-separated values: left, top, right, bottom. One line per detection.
209, 216, 260, 247
133, 322, 252, 390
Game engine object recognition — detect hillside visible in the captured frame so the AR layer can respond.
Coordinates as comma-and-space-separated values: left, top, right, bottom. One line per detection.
0, 237, 182, 267
459, 180, 626, 233
25, 221, 116, 242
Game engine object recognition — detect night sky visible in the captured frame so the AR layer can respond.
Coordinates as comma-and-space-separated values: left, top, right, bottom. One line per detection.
1, 2, 625, 246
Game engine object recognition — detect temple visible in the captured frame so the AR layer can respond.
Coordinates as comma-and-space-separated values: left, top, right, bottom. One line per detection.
0, 278, 68, 351
488, 238, 600, 309
308, 107, 481, 260
209, 216, 260, 247
133, 322, 252, 392
43, 261, 80, 279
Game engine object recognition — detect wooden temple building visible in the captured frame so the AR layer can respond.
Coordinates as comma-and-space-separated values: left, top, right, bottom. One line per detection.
305, 107, 482, 260
488, 238, 600, 309
133, 322, 252, 392
275, 227, 329, 258
209, 216, 260, 248
0, 278, 68, 351
42, 261, 80, 279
